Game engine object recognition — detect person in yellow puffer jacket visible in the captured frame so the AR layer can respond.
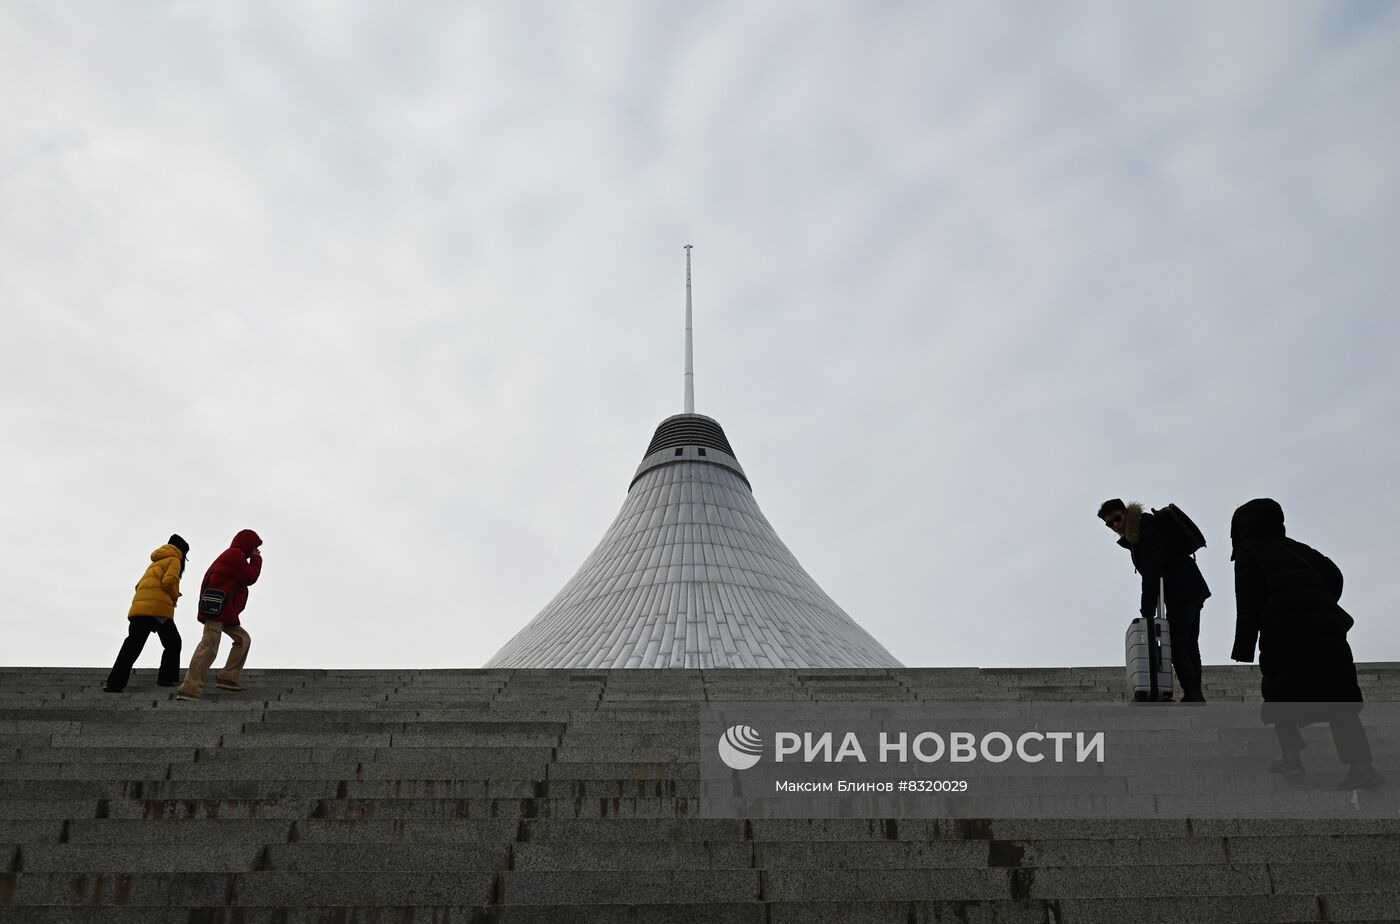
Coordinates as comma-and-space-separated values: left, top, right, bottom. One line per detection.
103, 534, 189, 693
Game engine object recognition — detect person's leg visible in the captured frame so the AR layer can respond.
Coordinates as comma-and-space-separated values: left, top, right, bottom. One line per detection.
1166, 601, 1203, 700
1269, 717, 1307, 774
217, 626, 251, 686
105, 618, 156, 691
154, 617, 183, 686
1332, 710, 1385, 788
177, 621, 224, 700
1273, 719, 1305, 754
1330, 711, 1374, 765
1188, 602, 1205, 696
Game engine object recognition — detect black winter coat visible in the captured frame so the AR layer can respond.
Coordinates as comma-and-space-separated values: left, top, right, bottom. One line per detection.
1230, 499, 1361, 704
1118, 510, 1211, 618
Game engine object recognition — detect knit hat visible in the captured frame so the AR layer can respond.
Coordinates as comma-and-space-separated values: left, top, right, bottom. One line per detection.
168, 534, 190, 555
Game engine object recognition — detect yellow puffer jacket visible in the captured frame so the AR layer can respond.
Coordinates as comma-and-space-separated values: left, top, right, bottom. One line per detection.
128, 544, 184, 618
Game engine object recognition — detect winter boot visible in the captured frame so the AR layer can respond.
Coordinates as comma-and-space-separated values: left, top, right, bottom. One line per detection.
1337, 762, 1386, 790
1268, 753, 1305, 777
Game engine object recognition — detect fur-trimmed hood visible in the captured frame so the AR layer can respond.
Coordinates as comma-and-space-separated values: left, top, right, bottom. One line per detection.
1120, 502, 1145, 546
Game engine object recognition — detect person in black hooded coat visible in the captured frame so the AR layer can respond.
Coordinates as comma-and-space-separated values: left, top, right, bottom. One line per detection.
1230, 498, 1382, 789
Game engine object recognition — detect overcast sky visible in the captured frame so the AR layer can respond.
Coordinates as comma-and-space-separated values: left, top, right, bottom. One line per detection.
3, 2, 1398, 672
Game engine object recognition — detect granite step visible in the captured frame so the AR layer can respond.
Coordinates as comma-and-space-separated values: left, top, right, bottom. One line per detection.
3, 664, 1399, 921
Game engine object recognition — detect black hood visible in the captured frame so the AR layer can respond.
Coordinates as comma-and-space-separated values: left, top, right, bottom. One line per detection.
1230, 498, 1285, 558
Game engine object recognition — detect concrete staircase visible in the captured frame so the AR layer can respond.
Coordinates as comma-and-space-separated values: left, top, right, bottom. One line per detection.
2, 664, 1398, 923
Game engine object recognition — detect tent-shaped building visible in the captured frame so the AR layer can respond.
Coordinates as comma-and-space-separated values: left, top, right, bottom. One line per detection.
486, 250, 899, 669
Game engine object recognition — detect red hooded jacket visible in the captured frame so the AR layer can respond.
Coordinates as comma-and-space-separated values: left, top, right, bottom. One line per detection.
199, 529, 263, 626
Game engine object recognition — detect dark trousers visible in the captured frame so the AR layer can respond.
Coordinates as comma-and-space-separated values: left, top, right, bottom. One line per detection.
106, 616, 182, 690
1273, 708, 1374, 766
1166, 600, 1204, 696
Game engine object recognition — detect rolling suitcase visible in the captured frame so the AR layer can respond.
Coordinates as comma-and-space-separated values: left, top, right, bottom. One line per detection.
1126, 580, 1173, 701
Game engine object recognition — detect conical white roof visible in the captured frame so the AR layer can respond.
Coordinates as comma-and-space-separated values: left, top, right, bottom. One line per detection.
486, 413, 901, 668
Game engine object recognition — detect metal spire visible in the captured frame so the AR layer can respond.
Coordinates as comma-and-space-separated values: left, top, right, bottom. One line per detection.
684, 244, 694, 414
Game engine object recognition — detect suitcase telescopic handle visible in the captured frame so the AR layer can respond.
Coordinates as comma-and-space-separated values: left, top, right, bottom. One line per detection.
1147, 579, 1165, 701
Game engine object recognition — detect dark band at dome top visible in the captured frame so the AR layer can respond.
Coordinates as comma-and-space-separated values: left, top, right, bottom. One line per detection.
643, 414, 737, 459
629, 413, 750, 491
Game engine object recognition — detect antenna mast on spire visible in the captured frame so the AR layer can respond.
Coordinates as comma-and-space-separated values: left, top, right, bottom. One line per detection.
684, 244, 695, 414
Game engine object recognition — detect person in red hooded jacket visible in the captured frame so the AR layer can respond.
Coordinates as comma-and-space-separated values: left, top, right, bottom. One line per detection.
176, 529, 262, 701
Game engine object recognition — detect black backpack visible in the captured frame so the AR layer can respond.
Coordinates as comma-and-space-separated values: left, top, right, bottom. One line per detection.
1151, 504, 1207, 558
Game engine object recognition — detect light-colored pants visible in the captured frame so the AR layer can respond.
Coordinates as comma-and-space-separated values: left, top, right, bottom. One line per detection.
177, 621, 251, 699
